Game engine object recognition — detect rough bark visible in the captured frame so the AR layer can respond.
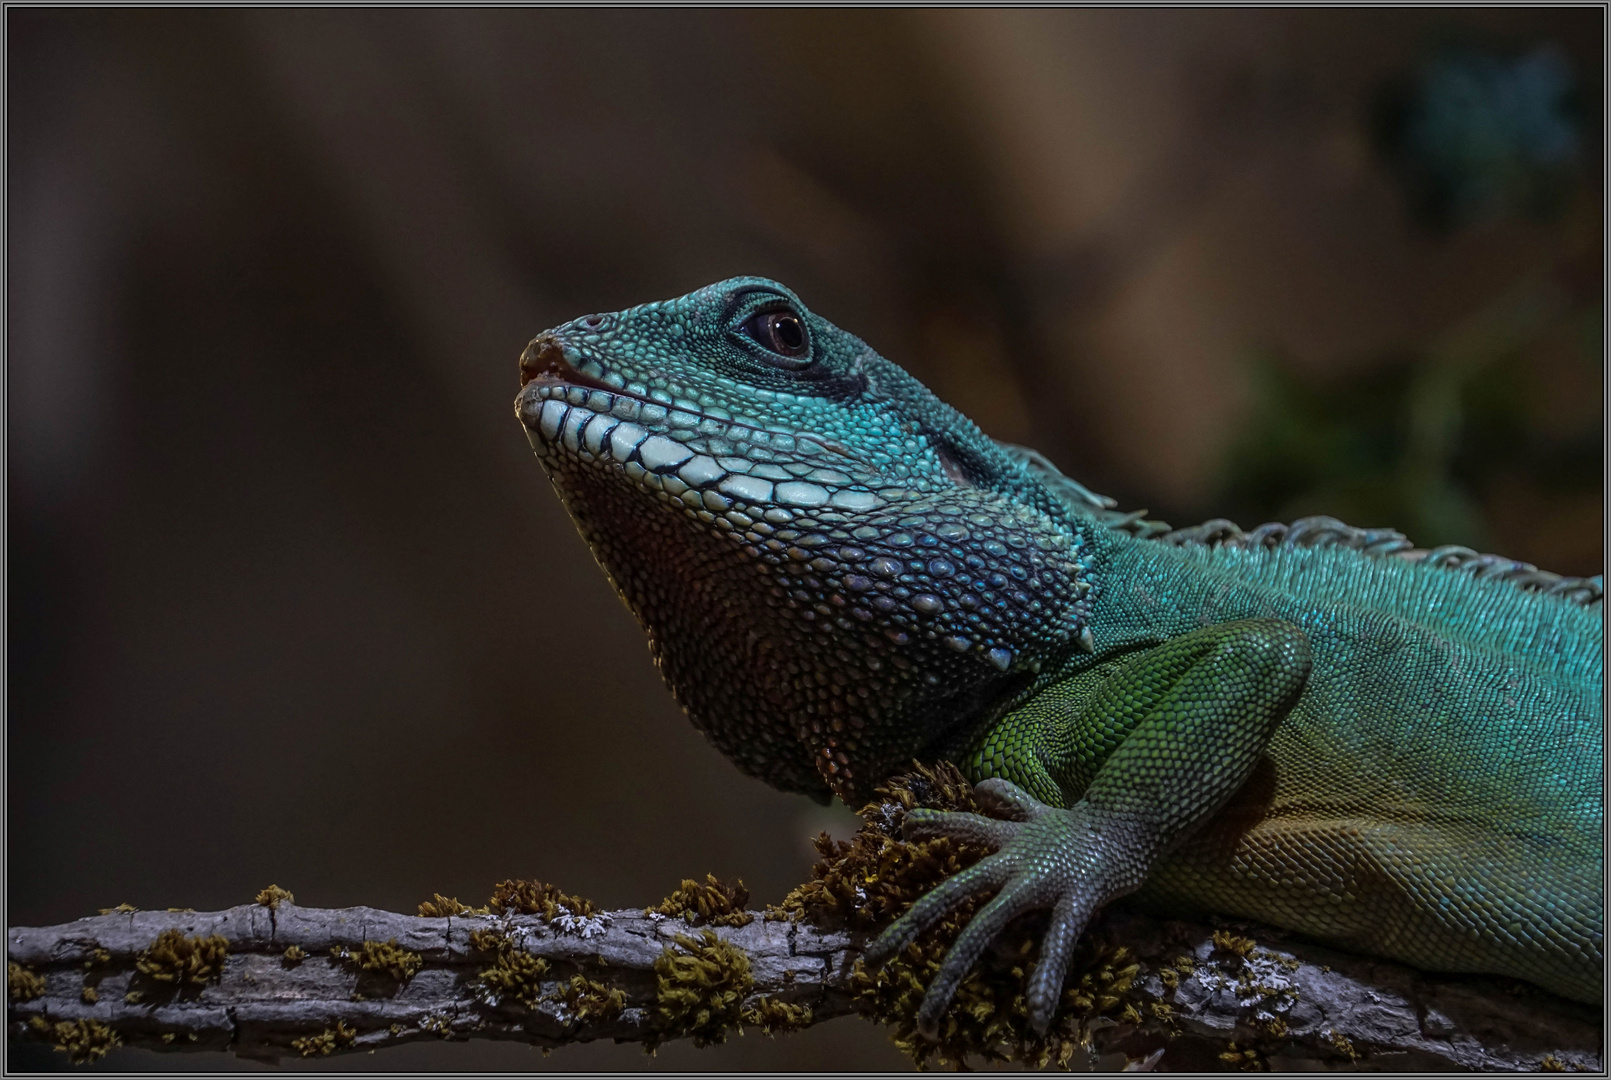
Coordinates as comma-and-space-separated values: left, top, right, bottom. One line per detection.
7, 902, 1599, 1070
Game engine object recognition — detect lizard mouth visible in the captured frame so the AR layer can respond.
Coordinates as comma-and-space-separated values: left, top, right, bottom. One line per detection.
516, 332, 875, 474
514, 335, 887, 515
519, 333, 651, 402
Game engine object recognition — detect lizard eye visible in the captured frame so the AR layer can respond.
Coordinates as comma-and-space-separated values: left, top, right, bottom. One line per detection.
741, 309, 812, 363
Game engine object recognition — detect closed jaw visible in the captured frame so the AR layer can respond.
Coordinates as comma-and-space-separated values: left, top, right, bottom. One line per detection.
516, 371, 887, 517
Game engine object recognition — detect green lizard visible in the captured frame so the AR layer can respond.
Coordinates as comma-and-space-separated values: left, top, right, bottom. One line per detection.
514, 277, 1603, 1036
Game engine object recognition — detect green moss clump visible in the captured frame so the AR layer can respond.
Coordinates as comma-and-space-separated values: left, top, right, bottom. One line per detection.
487, 879, 595, 919
773, 761, 1158, 1070
740, 995, 814, 1036
97, 903, 137, 915
646, 874, 754, 928
254, 885, 294, 909
1219, 1041, 1267, 1071
852, 929, 1147, 1069
282, 945, 306, 965
417, 893, 490, 917
650, 930, 753, 1050
9, 961, 44, 1002
292, 1021, 357, 1057
28, 1016, 122, 1065
551, 973, 626, 1024
1211, 930, 1256, 958
340, 939, 421, 982
766, 761, 994, 929
419, 894, 462, 916
469, 929, 550, 1009
136, 930, 230, 984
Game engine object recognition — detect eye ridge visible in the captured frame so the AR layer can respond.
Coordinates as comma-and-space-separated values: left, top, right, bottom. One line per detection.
741, 307, 812, 363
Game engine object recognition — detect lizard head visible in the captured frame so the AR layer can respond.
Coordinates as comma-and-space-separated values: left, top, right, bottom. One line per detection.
515, 277, 1091, 803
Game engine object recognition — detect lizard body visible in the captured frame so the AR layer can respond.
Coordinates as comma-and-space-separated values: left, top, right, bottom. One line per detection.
514, 277, 1602, 1032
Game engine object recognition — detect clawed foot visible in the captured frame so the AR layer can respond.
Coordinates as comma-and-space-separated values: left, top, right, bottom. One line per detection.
862, 778, 1149, 1038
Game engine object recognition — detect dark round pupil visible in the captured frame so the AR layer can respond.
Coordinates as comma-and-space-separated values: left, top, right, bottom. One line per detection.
771, 314, 805, 353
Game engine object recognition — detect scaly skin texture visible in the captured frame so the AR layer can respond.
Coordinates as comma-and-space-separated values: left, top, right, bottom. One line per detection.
514, 277, 1603, 1035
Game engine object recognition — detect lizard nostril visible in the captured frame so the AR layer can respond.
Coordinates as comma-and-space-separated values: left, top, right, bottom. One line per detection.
518, 335, 567, 387
581, 314, 606, 329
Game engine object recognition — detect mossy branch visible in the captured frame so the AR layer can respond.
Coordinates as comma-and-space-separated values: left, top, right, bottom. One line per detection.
7, 765, 1601, 1070
6, 901, 855, 1065
7, 901, 1598, 1069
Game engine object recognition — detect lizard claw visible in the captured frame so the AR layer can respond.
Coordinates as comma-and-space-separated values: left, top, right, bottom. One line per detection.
864, 785, 1150, 1039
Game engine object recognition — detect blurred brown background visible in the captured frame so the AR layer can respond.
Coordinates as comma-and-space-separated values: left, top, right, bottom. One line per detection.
8, 8, 1601, 1071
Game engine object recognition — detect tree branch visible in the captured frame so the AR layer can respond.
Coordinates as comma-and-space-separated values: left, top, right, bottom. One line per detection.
8, 901, 1600, 1069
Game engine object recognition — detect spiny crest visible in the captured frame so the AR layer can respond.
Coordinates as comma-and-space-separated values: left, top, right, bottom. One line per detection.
1002, 442, 1603, 608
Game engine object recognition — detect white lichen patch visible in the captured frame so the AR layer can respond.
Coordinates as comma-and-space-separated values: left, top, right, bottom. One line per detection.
551, 912, 611, 939
1237, 953, 1300, 1019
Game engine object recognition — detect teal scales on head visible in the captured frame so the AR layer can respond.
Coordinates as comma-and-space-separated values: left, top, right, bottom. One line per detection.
514, 277, 1603, 1035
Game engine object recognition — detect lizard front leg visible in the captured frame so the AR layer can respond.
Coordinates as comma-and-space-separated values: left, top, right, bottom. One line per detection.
863, 618, 1312, 1036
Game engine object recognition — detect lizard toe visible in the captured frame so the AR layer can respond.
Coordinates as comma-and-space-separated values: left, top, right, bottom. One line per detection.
1025, 893, 1091, 1035
916, 878, 1044, 1038
902, 807, 1021, 848
864, 853, 1012, 967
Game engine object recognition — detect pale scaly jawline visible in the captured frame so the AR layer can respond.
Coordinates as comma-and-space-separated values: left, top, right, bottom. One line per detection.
514, 373, 887, 520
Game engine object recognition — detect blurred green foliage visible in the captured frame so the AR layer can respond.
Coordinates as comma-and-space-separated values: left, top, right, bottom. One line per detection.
1217, 300, 1601, 554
